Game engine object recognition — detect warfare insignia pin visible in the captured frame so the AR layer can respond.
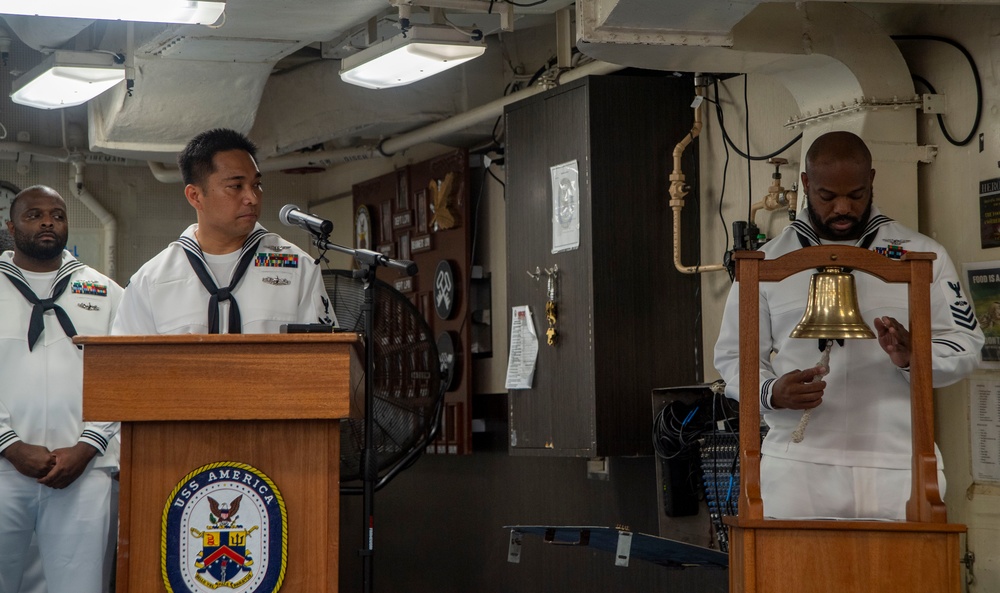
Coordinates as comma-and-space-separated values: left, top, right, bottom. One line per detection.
262, 276, 290, 286
163, 462, 287, 593
77, 302, 100, 311
262, 244, 292, 251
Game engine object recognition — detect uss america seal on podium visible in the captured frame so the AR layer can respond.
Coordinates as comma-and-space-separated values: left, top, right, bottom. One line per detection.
163, 462, 287, 593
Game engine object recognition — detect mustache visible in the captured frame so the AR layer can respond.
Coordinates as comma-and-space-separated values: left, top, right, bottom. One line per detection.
827, 215, 860, 225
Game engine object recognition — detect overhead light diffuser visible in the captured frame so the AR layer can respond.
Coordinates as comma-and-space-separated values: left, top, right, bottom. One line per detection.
340, 25, 486, 90
0, 1, 225, 25
11, 51, 125, 110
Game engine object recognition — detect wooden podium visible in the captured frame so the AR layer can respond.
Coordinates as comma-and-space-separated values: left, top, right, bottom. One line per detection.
77, 333, 360, 593
726, 247, 965, 593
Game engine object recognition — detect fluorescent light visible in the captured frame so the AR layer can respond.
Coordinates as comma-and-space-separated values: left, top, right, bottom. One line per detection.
0, 1, 225, 25
11, 51, 125, 109
340, 25, 486, 90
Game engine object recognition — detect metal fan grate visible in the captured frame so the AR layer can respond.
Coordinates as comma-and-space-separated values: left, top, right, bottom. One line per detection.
323, 269, 443, 484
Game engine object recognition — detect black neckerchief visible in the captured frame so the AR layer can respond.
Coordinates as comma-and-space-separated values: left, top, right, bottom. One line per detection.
0, 255, 85, 351
178, 228, 266, 334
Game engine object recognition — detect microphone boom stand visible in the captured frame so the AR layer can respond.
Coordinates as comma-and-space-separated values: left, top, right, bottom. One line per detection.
312, 235, 416, 593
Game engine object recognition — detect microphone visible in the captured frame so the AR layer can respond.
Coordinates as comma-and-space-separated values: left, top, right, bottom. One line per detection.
279, 204, 333, 236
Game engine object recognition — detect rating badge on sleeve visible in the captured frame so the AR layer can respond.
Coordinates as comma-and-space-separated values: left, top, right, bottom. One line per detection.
162, 462, 287, 593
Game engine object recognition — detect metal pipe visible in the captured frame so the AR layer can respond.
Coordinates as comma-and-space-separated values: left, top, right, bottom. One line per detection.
379, 60, 624, 155
0, 142, 144, 168
146, 60, 625, 184
147, 145, 381, 184
670, 78, 724, 274
68, 159, 116, 278
0, 142, 70, 161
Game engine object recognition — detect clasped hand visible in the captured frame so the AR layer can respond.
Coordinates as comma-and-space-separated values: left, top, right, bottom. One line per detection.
3, 441, 97, 488
771, 315, 910, 410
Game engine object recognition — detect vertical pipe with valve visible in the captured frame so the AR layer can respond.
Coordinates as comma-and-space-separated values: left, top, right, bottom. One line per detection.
748, 157, 798, 227
670, 74, 725, 274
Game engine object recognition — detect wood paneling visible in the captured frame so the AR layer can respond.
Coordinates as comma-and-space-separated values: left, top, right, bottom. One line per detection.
353, 150, 473, 454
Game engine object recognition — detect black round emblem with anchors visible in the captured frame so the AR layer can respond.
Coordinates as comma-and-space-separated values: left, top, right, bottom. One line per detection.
433, 259, 455, 320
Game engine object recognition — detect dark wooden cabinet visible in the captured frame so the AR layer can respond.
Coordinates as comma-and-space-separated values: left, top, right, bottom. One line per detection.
505, 74, 703, 457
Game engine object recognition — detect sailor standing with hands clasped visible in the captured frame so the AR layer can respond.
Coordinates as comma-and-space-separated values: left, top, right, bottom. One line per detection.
0, 185, 122, 593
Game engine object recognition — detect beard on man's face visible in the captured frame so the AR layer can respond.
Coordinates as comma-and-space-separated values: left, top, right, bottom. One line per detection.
12, 225, 67, 261
806, 199, 873, 241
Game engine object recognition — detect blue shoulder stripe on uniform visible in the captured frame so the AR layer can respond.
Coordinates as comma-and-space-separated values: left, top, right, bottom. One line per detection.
862, 215, 893, 235
760, 377, 775, 410
0, 260, 26, 283
241, 228, 268, 257
791, 220, 820, 247
931, 339, 965, 353
53, 260, 86, 286
0, 431, 19, 448
177, 235, 204, 257
857, 216, 893, 249
81, 429, 109, 449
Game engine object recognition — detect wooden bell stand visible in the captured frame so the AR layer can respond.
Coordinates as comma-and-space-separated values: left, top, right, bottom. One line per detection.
725, 246, 964, 593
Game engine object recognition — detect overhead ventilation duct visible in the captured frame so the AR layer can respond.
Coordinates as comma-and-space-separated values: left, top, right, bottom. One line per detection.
250, 37, 507, 159
87, 55, 275, 161
578, 1, 913, 104
147, 59, 623, 183
86, 8, 502, 162
576, 0, 921, 224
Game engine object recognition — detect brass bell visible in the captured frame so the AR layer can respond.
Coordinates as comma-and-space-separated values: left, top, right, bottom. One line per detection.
789, 266, 876, 340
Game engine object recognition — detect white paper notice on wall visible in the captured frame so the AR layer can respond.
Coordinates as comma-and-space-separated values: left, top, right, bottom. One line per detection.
970, 378, 1000, 483
550, 159, 580, 253
505, 305, 539, 390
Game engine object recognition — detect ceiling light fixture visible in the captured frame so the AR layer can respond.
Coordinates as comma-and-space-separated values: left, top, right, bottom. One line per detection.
11, 51, 125, 110
340, 25, 486, 90
0, 1, 225, 25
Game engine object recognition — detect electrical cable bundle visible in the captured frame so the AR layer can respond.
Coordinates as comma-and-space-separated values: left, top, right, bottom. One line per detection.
653, 399, 714, 460
652, 386, 742, 548
652, 390, 738, 460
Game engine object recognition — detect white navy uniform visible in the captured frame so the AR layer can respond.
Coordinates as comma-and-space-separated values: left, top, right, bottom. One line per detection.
0, 250, 122, 593
112, 223, 335, 335
714, 206, 983, 519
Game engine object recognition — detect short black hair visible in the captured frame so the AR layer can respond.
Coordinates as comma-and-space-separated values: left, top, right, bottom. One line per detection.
804, 131, 872, 176
177, 128, 258, 187
9, 184, 62, 220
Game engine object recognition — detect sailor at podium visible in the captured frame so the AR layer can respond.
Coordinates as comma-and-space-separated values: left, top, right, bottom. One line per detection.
112, 128, 335, 335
